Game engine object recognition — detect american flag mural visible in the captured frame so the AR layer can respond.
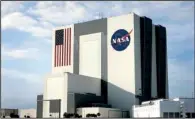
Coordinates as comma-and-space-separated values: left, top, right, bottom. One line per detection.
54, 28, 71, 67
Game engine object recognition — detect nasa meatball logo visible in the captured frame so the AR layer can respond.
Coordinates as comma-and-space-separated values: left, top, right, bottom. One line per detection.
111, 29, 133, 51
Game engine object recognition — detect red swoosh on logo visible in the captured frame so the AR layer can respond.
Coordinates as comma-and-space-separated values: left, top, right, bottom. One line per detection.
122, 29, 133, 39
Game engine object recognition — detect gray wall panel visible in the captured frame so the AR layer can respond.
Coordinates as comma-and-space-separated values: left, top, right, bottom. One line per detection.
155, 25, 167, 99
49, 100, 60, 113
67, 93, 75, 113
37, 95, 43, 118
74, 18, 108, 102
74, 18, 107, 75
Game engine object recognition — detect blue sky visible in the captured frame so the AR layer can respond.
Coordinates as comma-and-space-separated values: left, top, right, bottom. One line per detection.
1, 1, 194, 109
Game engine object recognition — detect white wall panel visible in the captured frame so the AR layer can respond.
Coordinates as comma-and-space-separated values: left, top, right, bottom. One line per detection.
107, 13, 138, 111
77, 107, 122, 118
43, 73, 68, 118
43, 76, 49, 118
99, 108, 122, 118
133, 104, 160, 118
77, 108, 99, 118
43, 72, 101, 118
79, 33, 102, 78
133, 14, 141, 104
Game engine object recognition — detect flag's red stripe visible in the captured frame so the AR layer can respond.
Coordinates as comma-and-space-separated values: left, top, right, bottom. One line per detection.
59, 45, 61, 66
62, 29, 65, 66
61, 44, 63, 66
58, 45, 60, 67
59, 45, 61, 67
61, 45, 63, 66
67, 28, 69, 65
67, 28, 68, 66
64, 29, 66, 66
69, 28, 71, 65
63, 29, 66, 66
59, 45, 60, 67
66, 28, 69, 66
56, 46, 57, 67
64, 29, 68, 66
56, 45, 58, 67
54, 46, 56, 67
57, 45, 59, 67
60, 45, 62, 66
66, 28, 68, 66
67, 28, 69, 66
61, 43, 64, 66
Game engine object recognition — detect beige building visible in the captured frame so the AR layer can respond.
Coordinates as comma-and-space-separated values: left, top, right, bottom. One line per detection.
19, 109, 36, 118
0, 108, 18, 117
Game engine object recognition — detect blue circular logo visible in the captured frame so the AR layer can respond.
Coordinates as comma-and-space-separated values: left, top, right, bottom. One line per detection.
111, 29, 131, 51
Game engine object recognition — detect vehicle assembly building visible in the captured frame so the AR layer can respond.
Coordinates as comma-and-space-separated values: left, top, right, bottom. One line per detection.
37, 13, 169, 118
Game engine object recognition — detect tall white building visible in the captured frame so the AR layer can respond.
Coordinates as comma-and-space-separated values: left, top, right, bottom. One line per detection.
39, 13, 168, 118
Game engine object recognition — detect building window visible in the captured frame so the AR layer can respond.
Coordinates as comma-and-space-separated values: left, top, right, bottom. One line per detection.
186, 113, 191, 118
169, 112, 174, 118
192, 113, 195, 118
175, 112, 179, 118
163, 112, 168, 118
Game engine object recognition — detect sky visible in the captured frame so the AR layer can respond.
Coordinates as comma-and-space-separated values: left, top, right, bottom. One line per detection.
1, 1, 194, 109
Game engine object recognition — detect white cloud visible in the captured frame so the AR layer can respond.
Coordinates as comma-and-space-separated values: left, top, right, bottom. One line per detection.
111, 2, 124, 14
2, 45, 40, 60
27, 1, 140, 24
2, 1, 193, 39
2, 68, 41, 83
120, 1, 193, 23
131, 8, 142, 16
2, 12, 38, 29
1, 1, 24, 17
81, 1, 101, 10
28, 1, 88, 25
1, 12, 54, 38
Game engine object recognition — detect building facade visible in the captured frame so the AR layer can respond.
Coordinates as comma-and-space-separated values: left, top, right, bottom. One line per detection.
132, 98, 195, 118
41, 13, 168, 118
0, 108, 18, 118
18, 109, 36, 118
